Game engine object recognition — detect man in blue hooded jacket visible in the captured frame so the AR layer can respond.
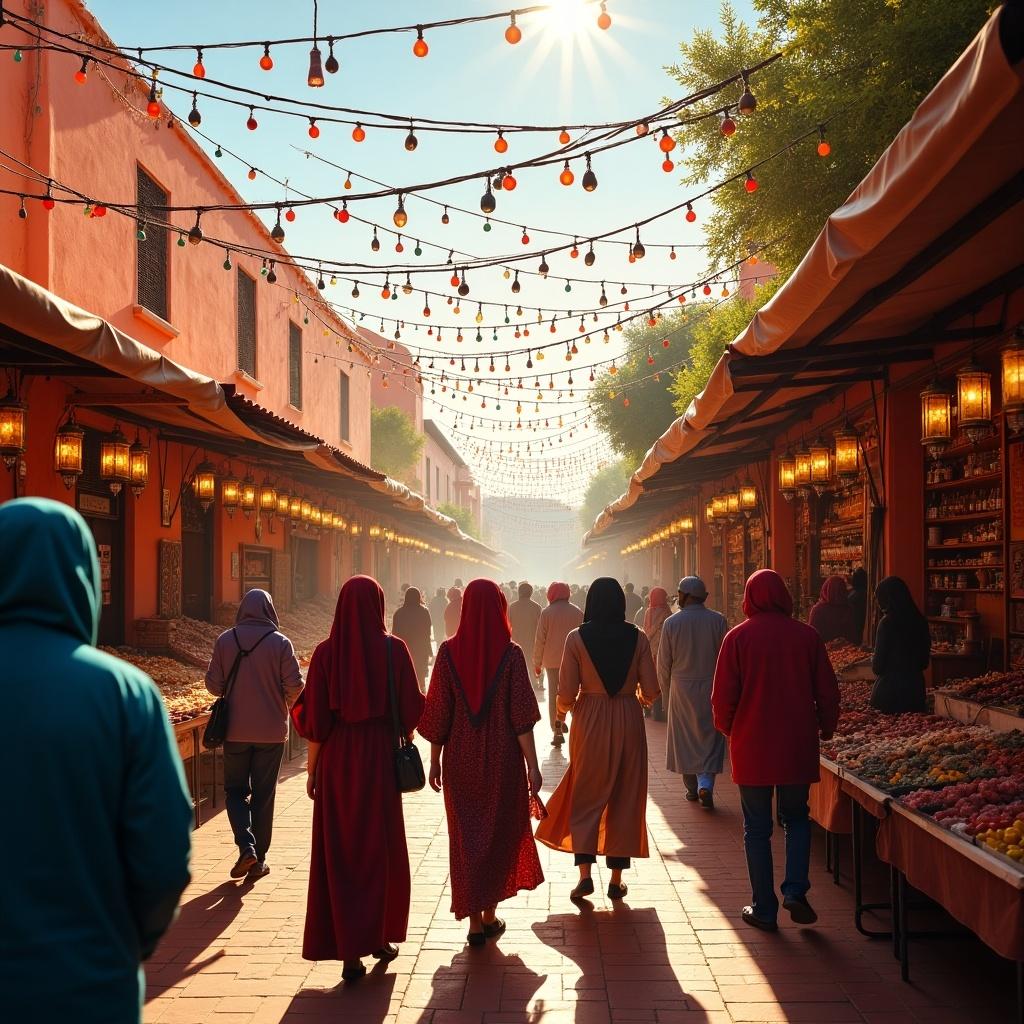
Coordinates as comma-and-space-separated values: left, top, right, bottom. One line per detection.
0, 498, 193, 1022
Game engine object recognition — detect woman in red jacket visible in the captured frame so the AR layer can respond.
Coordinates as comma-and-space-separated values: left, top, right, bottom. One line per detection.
711, 569, 839, 932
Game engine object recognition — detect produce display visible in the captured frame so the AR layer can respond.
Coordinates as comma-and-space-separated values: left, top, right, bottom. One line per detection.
939, 670, 1024, 716
825, 639, 871, 674
168, 617, 222, 666
100, 646, 213, 725
278, 594, 336, 663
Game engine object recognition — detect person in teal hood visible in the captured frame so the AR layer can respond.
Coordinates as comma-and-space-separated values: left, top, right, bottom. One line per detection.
0, 498, 193, 1022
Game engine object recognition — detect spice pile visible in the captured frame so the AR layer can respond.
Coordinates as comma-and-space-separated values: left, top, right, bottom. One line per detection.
99, 646, 212, 725
939, 670, 1024, 716
168, 617, 222, 666
278, 595, 336, 663
825, 639, 871, 674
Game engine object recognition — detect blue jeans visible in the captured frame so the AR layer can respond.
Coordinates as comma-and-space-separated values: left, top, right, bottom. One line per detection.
223, 741, 285, 860
738, 784, 811, 922
683, 773, 717, 795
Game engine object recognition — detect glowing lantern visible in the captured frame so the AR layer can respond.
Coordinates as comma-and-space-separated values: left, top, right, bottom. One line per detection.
289, 494, 302, 521
794, 445, 812, 489
54, 415, 85, 489
99, 426, 131, 495
809, 437, 833, 495
1002, 334, 1024, 435
777, 449, 796, 502
712, 494, 728, 519
0, 395, 27, 469
726, 492, 741, 517
300, 498, 313, 523
957, 361, 993, 444
259, 477, 277, 515
739, 482, 758, 515
705, 501, 715, 524
221, 473, 240, 516
128, 434, 149, 498
276, 491, 291, 517
679, 515, 695, 533
920, 379, 952, 456
192, 462, 215, 511
833, 423, 860, 481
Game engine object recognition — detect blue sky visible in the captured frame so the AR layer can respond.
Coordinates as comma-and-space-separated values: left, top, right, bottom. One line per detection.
87, 0, 759, 505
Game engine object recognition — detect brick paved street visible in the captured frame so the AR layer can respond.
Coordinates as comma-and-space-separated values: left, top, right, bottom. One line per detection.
145, 714, 1015, 1024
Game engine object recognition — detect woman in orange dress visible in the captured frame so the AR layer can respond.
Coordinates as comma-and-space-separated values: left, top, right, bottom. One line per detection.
536, 577, 659, 901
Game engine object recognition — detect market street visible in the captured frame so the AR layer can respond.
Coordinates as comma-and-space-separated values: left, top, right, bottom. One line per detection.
143, 717, 1014, 1024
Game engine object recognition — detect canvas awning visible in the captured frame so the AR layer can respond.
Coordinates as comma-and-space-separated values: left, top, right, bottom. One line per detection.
586, 3, 1024, 543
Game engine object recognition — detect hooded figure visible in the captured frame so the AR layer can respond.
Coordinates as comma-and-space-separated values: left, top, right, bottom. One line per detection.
711, 569, 839, 932
429, 586, 448, 643
533, 581, 585, 739
0, 499, 192, 1022
444, 586, 464, 639
848, 568, 868, 644
808, 575, 858, 644
870, 576, 930, 714
419, 579, 544, 943
392, 586, 433, 690
536, 578, 659, 901
206, 588, 303, 879
291, 576, 425, 978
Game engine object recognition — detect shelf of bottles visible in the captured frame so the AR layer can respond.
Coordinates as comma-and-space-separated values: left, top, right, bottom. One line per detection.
725, 524, 746, 626
818, 485, 865, 581
794, 494, 813, 620
924, 437, 1005, 635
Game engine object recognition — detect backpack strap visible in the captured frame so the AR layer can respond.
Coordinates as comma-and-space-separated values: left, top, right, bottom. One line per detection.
223, 627, 277, 700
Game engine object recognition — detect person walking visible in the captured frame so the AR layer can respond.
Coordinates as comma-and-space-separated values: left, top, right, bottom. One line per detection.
870, 575, 930, 714
429, 586, 448, 644
444, 585, 463, 638
808, 575, 858, 644
205, 588, 303, 881
659, 577, 727, 807
392, 586, 433, 692
537, 578, 659, 901
712, 569, 839, 932
292, 576, 425, 981
848, 567, 868, 644
419, 579, 544, 946
533, 581, 584, 741
509, 581, 542, 654
0, 499, 192, 1023
641, 587, 672, 721
623, 581, 643, 622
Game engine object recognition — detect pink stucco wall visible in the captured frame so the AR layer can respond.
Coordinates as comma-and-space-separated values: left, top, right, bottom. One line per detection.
0, 0, 371, 465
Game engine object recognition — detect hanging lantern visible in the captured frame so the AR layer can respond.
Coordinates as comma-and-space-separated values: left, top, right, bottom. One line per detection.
311, 505, 322, 530
705, 500, 715, 524
777, 448, 796, 502
192, 461, 216, 511
725, 491, 740, 518
53, 413, 85, 489
0, 395, 27, 469
300, 498, 313, 524
276, 491, 291, 517
289, 494, 303, 521
128, 433, 150, 498
833, 423, 860, 481
956, 360, 993, 444
258, 476, 277, 515
221, 473, 240, 516
239, 475, 257, 518
794, 444, 812, 489
350, 521, 361, 536
1003, 334, 1024, 436
809, 436, 833, 496
920, 379, 953, 456
739, 482, 758, 515
679, 514, 695, 533
99, 426, 131, 495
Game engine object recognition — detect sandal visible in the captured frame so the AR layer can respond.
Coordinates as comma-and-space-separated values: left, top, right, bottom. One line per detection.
467, 931, 486, 948
570, 877, 595, 901
372, 944, 399, 961
483, 917, 506, 939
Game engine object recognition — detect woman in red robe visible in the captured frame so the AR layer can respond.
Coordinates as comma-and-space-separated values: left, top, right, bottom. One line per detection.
419, 578, 544, 946
291, 575, 425, 981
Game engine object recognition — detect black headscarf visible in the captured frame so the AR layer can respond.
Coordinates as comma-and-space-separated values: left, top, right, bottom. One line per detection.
875, 575, 930, 654
578, 577, 639, 698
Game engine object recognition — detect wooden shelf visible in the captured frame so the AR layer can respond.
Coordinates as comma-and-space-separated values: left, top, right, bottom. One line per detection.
931, 435, 1002, 461
927, 542, 1003, 550
926, 587, 1004, 594
927, 616, 976, 626
925, 471, 1002, 491
925, 511, 1002, 524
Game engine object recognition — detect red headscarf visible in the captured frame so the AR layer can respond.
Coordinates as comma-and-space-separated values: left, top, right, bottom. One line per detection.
642, 586, 670, 634
445, 578, 512, 715
742, 568, 794, 619
309, 575, 390, 722
819, 575, 849, 606
547, 581, 571, 603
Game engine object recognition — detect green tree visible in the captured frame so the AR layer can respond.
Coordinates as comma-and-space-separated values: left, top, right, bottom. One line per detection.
666, 0, 993, 275
589, 310, 696, 464
438, 502, 480, 539
370, 406, 424, 485
579, 459, 631, 531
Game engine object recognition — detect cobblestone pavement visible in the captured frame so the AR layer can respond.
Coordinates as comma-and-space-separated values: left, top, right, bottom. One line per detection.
145, 708, 1014, 1023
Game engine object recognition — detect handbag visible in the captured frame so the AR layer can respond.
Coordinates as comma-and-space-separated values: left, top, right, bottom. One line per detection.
202, 627, 275, 750
386, 636, 426, 793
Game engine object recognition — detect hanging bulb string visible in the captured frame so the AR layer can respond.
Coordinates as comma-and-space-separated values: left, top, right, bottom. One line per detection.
2, 15, 781, 136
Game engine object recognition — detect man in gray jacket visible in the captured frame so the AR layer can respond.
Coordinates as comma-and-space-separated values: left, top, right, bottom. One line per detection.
658, 576, 728, 809
206, 589, 303, 880
533, 582, 583, 745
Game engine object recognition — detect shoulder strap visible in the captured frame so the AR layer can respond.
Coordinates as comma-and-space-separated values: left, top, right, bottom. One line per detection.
386, 636, 403, 746
223, 627, 277, 700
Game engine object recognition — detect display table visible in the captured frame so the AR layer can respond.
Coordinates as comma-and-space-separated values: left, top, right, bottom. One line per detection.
932, 691, 1024, 734
173, 713, 219, 830
810, 758, 852, 834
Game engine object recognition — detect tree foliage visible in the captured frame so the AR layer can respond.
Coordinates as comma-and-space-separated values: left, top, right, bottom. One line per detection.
370, 406, 424, 485
589, 311, 697, 465
437, 502, 480, 539
579, 459, 632, 531
666, 0, 993, 275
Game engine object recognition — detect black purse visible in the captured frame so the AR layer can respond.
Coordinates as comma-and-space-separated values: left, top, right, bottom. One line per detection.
386, 636, 426, 793
202, 627, 275, 749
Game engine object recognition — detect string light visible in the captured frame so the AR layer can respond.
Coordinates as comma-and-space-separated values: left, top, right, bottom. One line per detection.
412, 27, 429, 58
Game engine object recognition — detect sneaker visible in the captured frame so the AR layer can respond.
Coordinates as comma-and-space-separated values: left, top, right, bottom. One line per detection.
741, 906, 778, 932
685, 790, 699, 802
783, 895, 818, 925
230, 852, 258, 878
247, 860, 270, 880
698, 788, 715, 810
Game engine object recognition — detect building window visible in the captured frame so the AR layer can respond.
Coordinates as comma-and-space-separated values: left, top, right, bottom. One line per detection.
288, 321, 303, 408
339, 370, 350, 443
425, 457, 432, 500
236, 270, 257, 377
136, 167, 169, 321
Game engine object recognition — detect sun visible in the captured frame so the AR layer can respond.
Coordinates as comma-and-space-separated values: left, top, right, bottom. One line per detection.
540, 0, 598, 37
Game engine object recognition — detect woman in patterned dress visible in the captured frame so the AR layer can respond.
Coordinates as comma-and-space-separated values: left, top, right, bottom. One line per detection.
419, 579, 545, 946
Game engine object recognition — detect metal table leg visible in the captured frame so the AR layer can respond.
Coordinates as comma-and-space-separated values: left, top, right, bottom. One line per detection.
852, 802, 892, 938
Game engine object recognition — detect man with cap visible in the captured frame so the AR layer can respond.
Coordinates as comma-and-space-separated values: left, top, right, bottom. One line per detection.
658, 576, 728, 809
